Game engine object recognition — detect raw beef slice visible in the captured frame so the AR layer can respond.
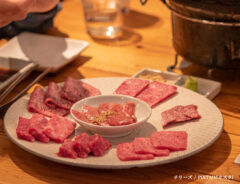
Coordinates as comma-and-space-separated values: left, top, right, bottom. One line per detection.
58, 139, 78, 159
45, 82, 73, 110
72, 104, 100, 124
28, 113, 50, 143
89, 134, 111, 156
114, 78, 149, 97
28, 86, 69, 117
161, 104, 201, 127
62, 77, 101, 102
117, 142, 154, 161
73, 133, 91, 158
150, 131, 188, 151
16, 117, 35, 142
133, 137, 170, 156
137, 81, 177, 107
98, 103, 136, 126
43, 115, 76, 143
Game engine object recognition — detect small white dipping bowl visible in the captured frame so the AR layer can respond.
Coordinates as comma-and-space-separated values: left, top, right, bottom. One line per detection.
70, 95, 152, 137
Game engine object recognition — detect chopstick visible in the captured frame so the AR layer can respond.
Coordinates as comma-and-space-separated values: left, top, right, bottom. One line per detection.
0, 62, 38, 103
0, 67, 51, 112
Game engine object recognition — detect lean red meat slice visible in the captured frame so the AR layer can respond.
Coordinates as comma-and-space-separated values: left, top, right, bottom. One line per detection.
161, 104, 201, 127
133, 137, 170, 156
62, 77, 101, 102
28, 113, 50, 143
45, 82, 73, 110
28, 86, 69, 117
72, 110, 91, 123
107, 112, 135, 126
137, 81, 177, 107
117, 142, 154, 161
57, 139, 78, 159
43, 115, 76, 143
16, 117, 35, 142
98, 103, 136, 126
73, 133, 91, 158
89, 134, 111, 156
123, 102, 136, 117
150, 131, 188, 151
114, 79, 149, 97
72, 104, 99, 124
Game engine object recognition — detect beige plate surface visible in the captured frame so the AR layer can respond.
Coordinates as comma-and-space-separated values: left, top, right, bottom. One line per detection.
4, 77, 223, 169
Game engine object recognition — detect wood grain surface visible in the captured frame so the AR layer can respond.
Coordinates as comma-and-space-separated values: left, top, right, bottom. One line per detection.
0, 0, 239, 183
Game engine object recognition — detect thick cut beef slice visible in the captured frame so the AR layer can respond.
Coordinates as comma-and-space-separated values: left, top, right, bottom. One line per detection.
117, 142, 154, 161
43, 115, 76, 143
28, 113, 50, 143
62, 77, 101, 102
28, 86, 69, 117
57, 139, 78, 159
161, 104, 201, 127
73, 133, 91, 158
137, 81, 177, 107
16, 117, 35, 142
89, 134, 111, 156
114, 78, 149, 97
150, 131, 188, 151
133, 137, 170, 156
45, 82, 73, 110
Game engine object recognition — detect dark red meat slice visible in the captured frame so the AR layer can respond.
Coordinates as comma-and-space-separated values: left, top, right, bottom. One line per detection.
28, 86, 69, 117
117, 142, 154, 161
28, 113, 50, 143
114, 78, 149, 97
161, 104, 201, 127
89, 134, 111, 156
137, 81, 177, 107
133, 137, 170, 156
57, 139, 78, 159
62, 77, 101, 102
73, 133, 91, 158
43, 115, 76, 143
16, 117, 35, 142
45, 82, 73, 110
150, 131, 188, 151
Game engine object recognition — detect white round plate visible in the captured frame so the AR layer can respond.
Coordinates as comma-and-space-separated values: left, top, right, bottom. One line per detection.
4, 77, 223, 169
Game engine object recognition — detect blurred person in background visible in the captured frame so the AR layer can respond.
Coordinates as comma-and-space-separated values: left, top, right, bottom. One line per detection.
0, 0, 60, 38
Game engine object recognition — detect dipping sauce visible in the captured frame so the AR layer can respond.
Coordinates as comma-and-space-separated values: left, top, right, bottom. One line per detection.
72, 102, 137, 126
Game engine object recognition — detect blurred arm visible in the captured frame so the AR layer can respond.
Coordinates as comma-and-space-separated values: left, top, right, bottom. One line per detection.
0, 0, 60, 28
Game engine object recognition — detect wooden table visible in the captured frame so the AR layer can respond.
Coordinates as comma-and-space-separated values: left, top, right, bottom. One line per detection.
0, 0, 240, 183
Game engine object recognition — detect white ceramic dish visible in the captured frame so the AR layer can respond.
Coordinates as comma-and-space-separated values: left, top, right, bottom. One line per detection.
4, 77, 223, 169
71, 95, 152, 137
0, 32, 89, 72
132, 68, 181, 84
132, 68, 221, 100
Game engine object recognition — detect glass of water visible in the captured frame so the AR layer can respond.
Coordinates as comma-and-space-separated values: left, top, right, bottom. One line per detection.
81, 0, 129, 39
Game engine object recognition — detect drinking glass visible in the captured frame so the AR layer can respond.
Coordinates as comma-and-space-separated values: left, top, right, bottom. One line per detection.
81, 0, 129, 39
